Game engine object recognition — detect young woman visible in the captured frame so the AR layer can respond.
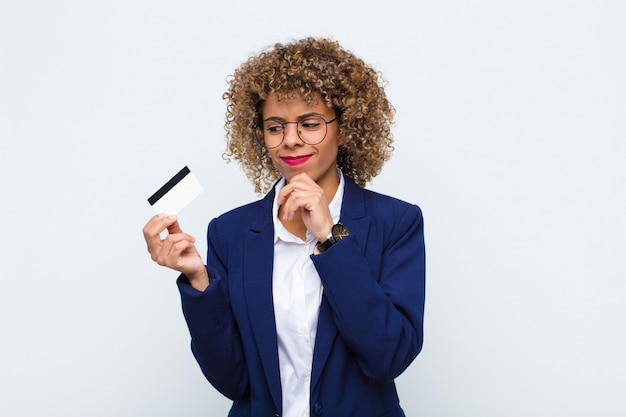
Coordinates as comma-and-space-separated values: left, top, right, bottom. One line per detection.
143, 37, 426, 417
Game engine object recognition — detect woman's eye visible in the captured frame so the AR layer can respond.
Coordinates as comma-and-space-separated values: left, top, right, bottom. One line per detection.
300, 119, 322, 130
266, 124, 284, 133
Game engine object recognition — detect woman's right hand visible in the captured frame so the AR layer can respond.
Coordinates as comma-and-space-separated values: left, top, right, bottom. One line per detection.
142, 213, 209, 291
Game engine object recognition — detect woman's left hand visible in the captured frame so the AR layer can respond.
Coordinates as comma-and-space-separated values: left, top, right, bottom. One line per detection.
277, 173, 334, 241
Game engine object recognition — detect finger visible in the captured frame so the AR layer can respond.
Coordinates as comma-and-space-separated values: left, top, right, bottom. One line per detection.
155, 233, 197, 266
289, 172, 316, 186
162, 232, 197, 250
282, 188, 325, 215
280, 190, 310, 221
167, 239, 197, 268
278, 184, 321, 213
277, 184, 294, 206
282, 189, 334, 237
166, 216, 186, 235
143, 213, 177, 239
143, 214, 173, 252
283, 175, 318, 193
144, 214, 189, 258
277, 173, 319, 204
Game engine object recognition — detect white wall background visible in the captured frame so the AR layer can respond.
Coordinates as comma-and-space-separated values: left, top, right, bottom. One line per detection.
1, 0, 624, 416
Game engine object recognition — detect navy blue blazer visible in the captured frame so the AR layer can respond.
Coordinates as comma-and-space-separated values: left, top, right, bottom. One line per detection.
177, 175, 426, 417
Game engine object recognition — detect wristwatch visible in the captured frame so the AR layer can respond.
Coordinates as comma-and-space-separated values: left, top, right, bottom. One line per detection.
314, 223, 350, 254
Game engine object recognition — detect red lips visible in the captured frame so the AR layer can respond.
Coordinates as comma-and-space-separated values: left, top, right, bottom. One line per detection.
281, 155, 312, 166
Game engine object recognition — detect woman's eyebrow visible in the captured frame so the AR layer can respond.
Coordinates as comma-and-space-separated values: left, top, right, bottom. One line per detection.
263, 112, 324, 122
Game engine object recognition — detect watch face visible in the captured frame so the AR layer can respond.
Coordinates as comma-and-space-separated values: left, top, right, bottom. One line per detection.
331, 223, 350, 241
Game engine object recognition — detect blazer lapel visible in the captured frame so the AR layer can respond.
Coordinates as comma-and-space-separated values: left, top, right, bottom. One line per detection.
242, 189, 282, 412
311, 175, 372, 391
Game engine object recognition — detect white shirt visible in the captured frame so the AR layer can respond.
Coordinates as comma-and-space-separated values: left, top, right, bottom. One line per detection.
271, 170, 344, 417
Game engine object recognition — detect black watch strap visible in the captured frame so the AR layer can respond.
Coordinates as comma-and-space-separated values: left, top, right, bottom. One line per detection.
315, 237, 334, 254
314, 223, 350, 254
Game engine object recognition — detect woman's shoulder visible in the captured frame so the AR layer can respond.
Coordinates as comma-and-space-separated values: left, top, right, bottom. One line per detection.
356, 188, 424, 244
358, 185, 423, 217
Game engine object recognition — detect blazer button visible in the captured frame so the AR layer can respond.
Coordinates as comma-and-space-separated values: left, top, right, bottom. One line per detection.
313, 401, 323, 416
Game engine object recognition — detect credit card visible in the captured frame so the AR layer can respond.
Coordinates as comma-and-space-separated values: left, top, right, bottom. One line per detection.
147, 166, 203, 215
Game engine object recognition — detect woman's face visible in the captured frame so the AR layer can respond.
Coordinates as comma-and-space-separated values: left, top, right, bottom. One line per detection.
262, 92, 341, 188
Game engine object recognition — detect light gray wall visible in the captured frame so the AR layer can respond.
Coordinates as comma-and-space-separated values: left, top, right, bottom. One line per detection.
1, 1, 624, 416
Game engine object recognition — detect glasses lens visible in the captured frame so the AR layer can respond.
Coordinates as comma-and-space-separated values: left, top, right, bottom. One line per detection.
263, 121, 285, 148
262, 116, 330, 148
298, 116, 327, 145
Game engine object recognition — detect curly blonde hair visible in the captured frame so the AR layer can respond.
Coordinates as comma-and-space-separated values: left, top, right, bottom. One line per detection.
222, 37, 395, 194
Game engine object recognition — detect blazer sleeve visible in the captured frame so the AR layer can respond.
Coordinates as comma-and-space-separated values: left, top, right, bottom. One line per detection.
311, 203, 426, 381
176, 217, 249, 401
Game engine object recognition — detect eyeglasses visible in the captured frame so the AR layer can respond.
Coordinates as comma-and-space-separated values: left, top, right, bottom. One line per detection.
261, 115, 338, 149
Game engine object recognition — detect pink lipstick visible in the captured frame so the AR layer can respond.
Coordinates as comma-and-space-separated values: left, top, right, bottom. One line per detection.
281, 155, 312, 166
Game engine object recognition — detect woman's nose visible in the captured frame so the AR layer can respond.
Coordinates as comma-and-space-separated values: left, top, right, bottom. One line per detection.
282, 122, 302, 147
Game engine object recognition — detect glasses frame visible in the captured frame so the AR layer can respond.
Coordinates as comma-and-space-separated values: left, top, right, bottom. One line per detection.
259, 116, 338, 149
